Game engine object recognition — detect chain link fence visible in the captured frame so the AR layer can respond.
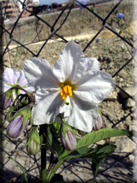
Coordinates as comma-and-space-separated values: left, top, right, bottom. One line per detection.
0, 0, 136, 182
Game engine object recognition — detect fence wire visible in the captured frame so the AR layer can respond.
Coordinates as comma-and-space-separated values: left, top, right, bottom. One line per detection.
0, 0, 136, 182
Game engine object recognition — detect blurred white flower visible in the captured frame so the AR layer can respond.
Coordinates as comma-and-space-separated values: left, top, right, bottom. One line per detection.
76, 0, 89, 10
0, 68, 34, 108
2, 68, 34, 94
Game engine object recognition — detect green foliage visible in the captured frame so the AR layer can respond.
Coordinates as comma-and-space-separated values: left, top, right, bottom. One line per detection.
77, 128, 133, 149
47, 126, 63, 155
91, 142, 116, 176
47, 128, 133, 181
50, 120, 60, 134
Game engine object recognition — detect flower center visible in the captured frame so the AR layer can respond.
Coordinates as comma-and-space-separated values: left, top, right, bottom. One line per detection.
60, 85, 72, 100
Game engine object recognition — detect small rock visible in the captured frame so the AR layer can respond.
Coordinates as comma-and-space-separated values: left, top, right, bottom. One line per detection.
118, 69, 129, 80
105, 123, 113, 128
129, 125, 134, 131
110, 115, 117, 122
110, 136, 117, 143
107, 57, 112, 63
98, 55, 103, 62
120, 78, 124, 82
96, 140, 106, 145
103, 56, 108, 61
124, 116, 132, 126
107, 62, 113, 69
74, 38, 80, 43
115, 137, 136, 153
128, 154, 135, 161
131, 112, 135, 119
105, 91, 117, 101
117, 122, 124, 129
116, 77, 124, 83
64, 170, 71, 175
124, 98, 136, 109
75, 167, 83, 172
119, 86, 136, 99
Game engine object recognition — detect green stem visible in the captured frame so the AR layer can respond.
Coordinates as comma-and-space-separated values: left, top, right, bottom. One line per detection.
40, 125, 50, 183
9, 85, 35, 102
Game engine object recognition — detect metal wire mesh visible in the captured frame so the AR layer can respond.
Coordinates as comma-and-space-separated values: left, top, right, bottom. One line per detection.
0, 0, 136, 182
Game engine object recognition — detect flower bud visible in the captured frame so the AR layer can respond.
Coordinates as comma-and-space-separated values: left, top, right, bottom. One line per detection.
116, 13, 124, 19
131, 48, 136, 55
7, 115, 29, 138
26, 127, 40, 155
93, 114, 103, 131
0, 94, 13, 109
61, 130, 77, 151
96, 37, 101, 42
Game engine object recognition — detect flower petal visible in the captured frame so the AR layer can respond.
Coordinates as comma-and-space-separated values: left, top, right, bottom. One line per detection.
19, 70, 28, 86
2, 83, 11, 93
53, 40, 85, 83
23, 57, 59, 87
18, 70, 34, 94
75, 70, 115, 103
83, 57, 100, 73
32, 87, 63, 125
3, 68, 20, 85
63, 94, 98, 132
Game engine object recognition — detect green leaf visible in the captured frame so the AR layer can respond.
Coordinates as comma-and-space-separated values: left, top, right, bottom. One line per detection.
64, 142, 116, 175
59, 128, 133, 161
58, 149, 69, 160
91, 142, 116, 176
52, 136, 64, 156
47, 126, 64, 156
77, 128, 133, 149
50, 120, 60, 134
49, 129, 133, 181
75, 138, 88, 154
47, 126, 54, 153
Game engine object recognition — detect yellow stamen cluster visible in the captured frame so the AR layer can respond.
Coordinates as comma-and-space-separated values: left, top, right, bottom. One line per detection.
60, 85, 72, 100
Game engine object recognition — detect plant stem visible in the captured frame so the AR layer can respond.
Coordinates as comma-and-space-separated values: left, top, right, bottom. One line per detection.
40, 125, 50, 183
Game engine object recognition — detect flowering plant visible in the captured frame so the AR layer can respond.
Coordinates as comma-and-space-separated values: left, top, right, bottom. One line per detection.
76, 0, 89, 10
2, 41, 133, 182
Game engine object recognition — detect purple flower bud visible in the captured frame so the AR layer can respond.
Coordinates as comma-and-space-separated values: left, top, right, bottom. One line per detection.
7, 115, 29, 138
131, 48, 136, 55
61, 130, 77, 151
93, 114, 103, 131
116, 13, 124, 19
0, 94, 12, 109
96, 37, 101, 42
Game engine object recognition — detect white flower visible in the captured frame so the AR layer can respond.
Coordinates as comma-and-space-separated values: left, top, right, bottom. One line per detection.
0, 68, 34, 109
23, 40, 115, 132
1, 68, 34, 95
